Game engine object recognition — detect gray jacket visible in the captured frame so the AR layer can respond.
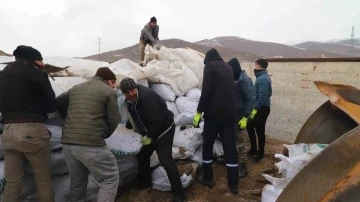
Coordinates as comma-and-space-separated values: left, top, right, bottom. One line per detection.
140, 23, 159, 44
56, 76, 120, 147
235, 71, 255, 119
253, 70, 272, 110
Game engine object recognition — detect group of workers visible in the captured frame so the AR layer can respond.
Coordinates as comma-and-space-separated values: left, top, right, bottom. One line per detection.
0, 16, 272, 202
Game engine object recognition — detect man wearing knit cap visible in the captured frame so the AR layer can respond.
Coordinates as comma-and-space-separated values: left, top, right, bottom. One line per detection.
56, 67, 120, 202
247, 59, 272, 163
193, 48, 239, 194
139, 16, 160, 66
120, 78, 185, 202
0, 45, 56, 202
220, 58, 255, 178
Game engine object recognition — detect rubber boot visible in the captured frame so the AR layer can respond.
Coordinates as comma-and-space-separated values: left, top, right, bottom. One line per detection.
238, 163, 248, 178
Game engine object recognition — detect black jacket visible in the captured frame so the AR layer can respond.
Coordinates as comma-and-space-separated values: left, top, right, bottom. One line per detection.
125, 85, 174, 139
197, 49, 238, 120
0, 59, 56, 123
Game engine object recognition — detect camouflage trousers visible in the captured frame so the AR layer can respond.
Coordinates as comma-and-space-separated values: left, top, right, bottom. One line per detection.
236, 129, 248, 163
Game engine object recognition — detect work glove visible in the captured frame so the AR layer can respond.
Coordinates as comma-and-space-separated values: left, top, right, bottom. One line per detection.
193, 112, 202, 128
238, 117, 248, 129
250, 109, 258, 120
141, 135, 152, 145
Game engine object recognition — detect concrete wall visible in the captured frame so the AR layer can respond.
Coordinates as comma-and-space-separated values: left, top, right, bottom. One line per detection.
240, 61, 360, 142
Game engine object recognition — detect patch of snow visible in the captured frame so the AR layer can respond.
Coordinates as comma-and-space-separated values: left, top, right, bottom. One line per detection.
285, 40, 308, 46
326, 38, 348, 43
197, 40, 224, 47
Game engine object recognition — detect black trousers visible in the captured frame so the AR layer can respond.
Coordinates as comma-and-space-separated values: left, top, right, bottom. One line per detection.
137, 125, 184, 195
246, 106, 271, 156
202, 119, 239, 185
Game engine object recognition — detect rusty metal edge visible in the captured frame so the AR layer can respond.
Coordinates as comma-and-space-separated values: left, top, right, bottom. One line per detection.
265, 58, 360, 62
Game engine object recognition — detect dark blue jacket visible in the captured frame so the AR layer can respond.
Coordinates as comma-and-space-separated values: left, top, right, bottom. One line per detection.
253, 70, 272, 110
235, 71, 255, 119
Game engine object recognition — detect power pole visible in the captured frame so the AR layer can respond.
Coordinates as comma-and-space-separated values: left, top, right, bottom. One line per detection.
97, 37, 101, 61
350, 27, 354, 56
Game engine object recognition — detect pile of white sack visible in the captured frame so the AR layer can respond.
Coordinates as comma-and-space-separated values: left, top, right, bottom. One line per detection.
0, 45, 230, 201
261, 143, 328, 202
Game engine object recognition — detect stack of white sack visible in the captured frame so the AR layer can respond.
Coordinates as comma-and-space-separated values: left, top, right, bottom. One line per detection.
261, 143, 328, 202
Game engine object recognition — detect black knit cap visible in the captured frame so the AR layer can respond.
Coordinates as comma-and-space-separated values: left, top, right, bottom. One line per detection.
95, 67, 116, 80
255, 59, 268, 69
120, 77, 138, 93
227, 58, 242, 80
13, 45, 43, 62
150, 16, 157, 23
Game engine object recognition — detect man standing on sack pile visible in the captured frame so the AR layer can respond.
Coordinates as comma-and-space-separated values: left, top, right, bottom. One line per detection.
246, 59, 272, 163
0, 45, 56, 202
56, 67, 120, 202
216, 58, 254, 178
193, 48, 239, 194
120, 78, 185, 202
139, 16, 160, 67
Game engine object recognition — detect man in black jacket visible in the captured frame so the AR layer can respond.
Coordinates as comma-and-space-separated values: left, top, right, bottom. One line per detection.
120, 78, 185, 202
193, 48, 239, 194
0, 45, 56, 202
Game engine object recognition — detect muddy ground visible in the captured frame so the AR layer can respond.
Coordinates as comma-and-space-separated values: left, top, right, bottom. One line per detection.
116, 137, 290, 202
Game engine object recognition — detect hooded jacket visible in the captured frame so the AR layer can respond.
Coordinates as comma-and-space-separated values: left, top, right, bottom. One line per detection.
140, 23, 159, 45
0, 59, 56, 123
227, 58, 255, 119
197, 49, 238, 120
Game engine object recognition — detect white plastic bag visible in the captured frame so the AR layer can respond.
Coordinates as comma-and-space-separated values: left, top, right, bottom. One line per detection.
175, 97, 198, 114
173, 126, 203, 153
185, 88, 201, 102
261, 184, 283, 202
150, 83, 176, 102
151, 166, 192, 191
174, 113, 195, 126
0, 161, 6, 190
47, 125, 63, 151
105, 126, 143, 156
213, 139, 224, 157
150, 147, 193, 167
166, 102, 181, 118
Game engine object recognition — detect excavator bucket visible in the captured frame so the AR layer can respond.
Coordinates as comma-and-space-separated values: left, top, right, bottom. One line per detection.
277, 81, 360, 202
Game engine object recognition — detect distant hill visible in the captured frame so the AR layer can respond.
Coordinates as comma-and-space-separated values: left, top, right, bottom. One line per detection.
84, 38, 261, 63
196, 36, 350, 58
295, 41, 360, 57
0, 50, 11, 56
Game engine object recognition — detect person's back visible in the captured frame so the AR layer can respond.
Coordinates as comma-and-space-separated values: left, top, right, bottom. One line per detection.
197, 49, 238, 121
60, 77, 119, 146
0, 45, 56, 202
56, 67, 120, 202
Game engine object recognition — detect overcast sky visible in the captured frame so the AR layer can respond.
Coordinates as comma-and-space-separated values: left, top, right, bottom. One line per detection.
1, 0, 359, 57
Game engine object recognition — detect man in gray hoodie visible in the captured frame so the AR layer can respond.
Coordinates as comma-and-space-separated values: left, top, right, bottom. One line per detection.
139, 16, 160, 66
226, 58, 254, 178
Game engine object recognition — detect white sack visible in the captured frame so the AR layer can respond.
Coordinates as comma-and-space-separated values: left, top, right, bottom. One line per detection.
116, 90, 127, 124
47, 125, 63, 151
49, 77, 88, 97
119, 169, 139, 188
150, 83, 176, 102
105, 126, 143, 156
199, 121, 204, 129
52, 174, 98, 202
151, 166, 192, 192
185, 88, 202, 102
285, 143, 327, 158
51, 149, 68, 175
20, 175, 37, 200
138, 79, 149, 87
213, 139, 224, 157
175, 97, 198, 114
136, 46, 199, 96
0, 138, 4, 160
174, 113, 195, 127
262, 174, 288, 189
116, 155, 139, 187
150, 147, 193, 167
166, 102, 181, 118
0, 161, 5, 190
170, 48, 205, 89
261, 184, 283, 202
173, 126, 203, 153
190, 146, 203, 166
